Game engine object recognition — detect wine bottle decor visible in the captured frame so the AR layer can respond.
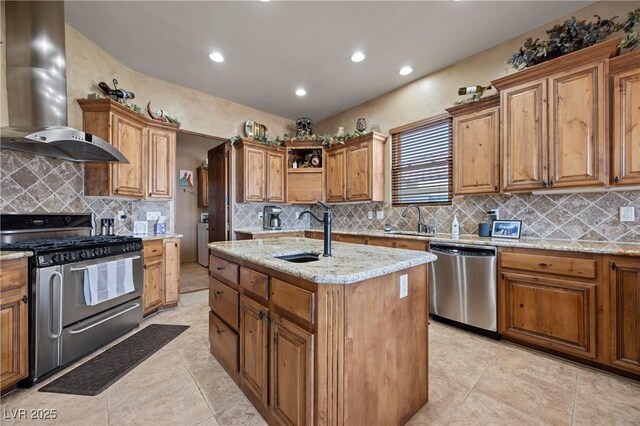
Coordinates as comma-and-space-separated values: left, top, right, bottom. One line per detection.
98, 79, 135, 103
453, 84, 492, 105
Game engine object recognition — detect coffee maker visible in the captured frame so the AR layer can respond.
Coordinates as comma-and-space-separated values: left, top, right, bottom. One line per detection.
263, 206, 283, 230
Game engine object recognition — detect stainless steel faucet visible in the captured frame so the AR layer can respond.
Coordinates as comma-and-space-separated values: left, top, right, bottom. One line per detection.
300, 201, 333, 256
401, 205, 433, 234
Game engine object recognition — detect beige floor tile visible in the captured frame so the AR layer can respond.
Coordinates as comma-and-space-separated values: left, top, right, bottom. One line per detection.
194, 416, 221, 426
449, 388, 548, 426
572, 367, 640, 426
214, 399, 267, 426
181, 263, 209, 294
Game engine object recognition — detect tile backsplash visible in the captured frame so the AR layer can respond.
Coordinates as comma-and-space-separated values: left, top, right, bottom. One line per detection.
233, 203, 312, 230
0, 150, 172, 235
309, 191, 640, 243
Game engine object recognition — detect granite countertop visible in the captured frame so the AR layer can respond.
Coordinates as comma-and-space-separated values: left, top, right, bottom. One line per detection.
208, 237, 436, 285
233, 228, 640, 256
0, 251, 33, 261
128, 233, 184, 241
235, 229, 306, 234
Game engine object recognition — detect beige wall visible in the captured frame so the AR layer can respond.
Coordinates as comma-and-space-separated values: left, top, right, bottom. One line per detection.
315, 1, 638, 200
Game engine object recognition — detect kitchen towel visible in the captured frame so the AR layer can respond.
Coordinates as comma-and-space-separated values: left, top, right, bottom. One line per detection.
83, 258, 135, 306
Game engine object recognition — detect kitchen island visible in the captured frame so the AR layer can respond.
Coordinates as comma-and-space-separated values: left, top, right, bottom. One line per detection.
207, 237, 436, 426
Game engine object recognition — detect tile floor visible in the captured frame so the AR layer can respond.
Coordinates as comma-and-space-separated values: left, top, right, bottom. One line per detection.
1, 290, 639, 426
180, 263, 209, 294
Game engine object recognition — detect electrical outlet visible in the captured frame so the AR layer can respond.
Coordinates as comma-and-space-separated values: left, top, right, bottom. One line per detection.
376, 211, 384, 220
620, 206, 635, 222
116, 210, 126, 222
146, 211, 161, 221
367, 211, 373, 220
258, 212, 264, 219
295, 212, 300, 219
399, 274, 408, 298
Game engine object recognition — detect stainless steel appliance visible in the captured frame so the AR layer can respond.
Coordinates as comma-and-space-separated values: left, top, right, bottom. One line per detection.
428, 243, 498, 337
0, 213, 143, 385
263, 206, 282, 230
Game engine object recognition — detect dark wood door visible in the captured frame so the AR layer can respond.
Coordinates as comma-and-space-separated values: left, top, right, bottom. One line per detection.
208, 143, 230, 242
240, 295, 269, 404
270, 313, 313, 426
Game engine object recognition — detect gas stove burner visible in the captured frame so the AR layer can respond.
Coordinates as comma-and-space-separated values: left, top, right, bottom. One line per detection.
1, 235, 141, 252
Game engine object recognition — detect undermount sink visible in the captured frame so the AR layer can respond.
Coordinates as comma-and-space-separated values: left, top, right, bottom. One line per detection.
386, 230, 435, 237
275, 252, 321, 263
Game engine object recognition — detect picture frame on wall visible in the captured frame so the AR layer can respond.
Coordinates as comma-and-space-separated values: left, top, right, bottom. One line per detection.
491, 220, 522, 239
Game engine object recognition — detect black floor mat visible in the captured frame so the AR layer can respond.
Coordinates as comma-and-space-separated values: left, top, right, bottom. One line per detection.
39, 324, 189, 396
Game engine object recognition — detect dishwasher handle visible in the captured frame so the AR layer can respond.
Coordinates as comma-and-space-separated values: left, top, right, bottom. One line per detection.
430, 245, 496, 257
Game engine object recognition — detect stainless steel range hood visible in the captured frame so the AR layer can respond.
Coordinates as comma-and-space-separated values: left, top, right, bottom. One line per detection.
0, 1, 128, 163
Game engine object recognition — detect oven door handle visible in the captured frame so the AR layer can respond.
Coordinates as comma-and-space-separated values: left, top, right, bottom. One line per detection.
69, 255, 141, 272
69, 303, 141, 334
48, 271, 64, 339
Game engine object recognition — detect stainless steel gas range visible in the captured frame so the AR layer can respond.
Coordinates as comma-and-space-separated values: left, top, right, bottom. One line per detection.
0, 213, 144, 385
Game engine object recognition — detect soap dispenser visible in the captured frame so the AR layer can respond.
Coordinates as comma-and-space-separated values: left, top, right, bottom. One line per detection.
451, 215, 460, 238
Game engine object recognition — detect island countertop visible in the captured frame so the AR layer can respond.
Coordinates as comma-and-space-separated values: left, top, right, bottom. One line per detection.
208, 237, 436, 284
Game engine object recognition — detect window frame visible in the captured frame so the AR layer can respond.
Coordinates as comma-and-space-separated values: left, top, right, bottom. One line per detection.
390, 113, 453, 207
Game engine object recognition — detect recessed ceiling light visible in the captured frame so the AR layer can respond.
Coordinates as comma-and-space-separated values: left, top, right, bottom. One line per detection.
295, 88, 307, 97
351, 51, 365, 63
208, 52, 224, 63
399, 66, 413, 76
260, 0, 270, 2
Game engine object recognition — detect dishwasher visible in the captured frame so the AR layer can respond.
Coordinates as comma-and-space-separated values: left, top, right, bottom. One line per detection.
428, 243, 498, 337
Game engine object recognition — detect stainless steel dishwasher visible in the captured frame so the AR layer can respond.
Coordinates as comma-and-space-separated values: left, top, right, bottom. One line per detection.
428, 243, 498, 336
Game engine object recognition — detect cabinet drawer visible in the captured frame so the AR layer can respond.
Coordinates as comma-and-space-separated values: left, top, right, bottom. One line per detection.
501, 251, 597, 279
209, 312, 239, 372
210, 255, 239, 284
270, 278, 315, 325
394, 239, 428, 251
0, 259, 27, 292
240, 267, 269, 301
143, 240, 163, 259
209, 278, 239, 330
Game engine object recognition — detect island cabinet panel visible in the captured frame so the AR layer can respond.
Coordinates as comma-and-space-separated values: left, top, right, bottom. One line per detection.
548, 62, 606, 188
209, 278, 239, 330
270, 313, 313, 426
326, 149, 347, 202
611, 52, 640, 186
210, 255, 239, 285
0, 258, 28, 392
270, 278, 315, 326
501, 79, 548, 192
266, 150, 286, 203
147, 125, 175, 199
606, 256, 640, 374
240, 295, 269, 404
209, 311, 239, 373
240, 267, 269, 301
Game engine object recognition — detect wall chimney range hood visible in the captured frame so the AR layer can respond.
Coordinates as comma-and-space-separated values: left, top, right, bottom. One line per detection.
0, 1, 128, 163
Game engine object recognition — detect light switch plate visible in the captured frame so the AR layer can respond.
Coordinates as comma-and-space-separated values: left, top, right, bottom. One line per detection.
620, 206, 635, 222
376, 211, 384, 220
295, 212, 300, 219
146, 211, 161, 221
368, 211, 374, 220
399, 274, 408, 298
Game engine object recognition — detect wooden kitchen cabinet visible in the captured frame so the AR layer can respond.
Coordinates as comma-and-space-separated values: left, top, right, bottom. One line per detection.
78, 99, 177, 199
240, 295, 269, 404
285, 141, 325, 204
610, 51, 640, 186
143, 254, 164, 316
235, 139, 286, 203
270, 312, 313, 426
197, 167, 209, 207
0, 258, 28, 393
163, 238, 180, 307
492, 37, 619, 191
446, 95, 500, 195
326, 132, 387, 203
606, 256, 640, 375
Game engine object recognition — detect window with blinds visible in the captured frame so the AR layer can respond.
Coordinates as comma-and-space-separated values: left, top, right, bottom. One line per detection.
391, 116, 453, 206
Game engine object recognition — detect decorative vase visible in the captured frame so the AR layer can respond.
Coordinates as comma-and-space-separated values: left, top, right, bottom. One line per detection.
337, 126, 345, 136
296, 117, 313, 137
356, 117, 367, 132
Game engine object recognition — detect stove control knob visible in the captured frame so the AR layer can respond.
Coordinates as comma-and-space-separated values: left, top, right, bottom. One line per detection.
64, 252, 73, 261
51, 254, 60, 263
104, 247, 111, 255
79, 250, 87, 259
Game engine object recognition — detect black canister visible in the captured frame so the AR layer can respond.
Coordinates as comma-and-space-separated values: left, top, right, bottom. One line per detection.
478, 222, 491, 237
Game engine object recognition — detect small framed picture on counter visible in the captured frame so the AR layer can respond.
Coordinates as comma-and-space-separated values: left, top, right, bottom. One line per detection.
491, 220, 522, 239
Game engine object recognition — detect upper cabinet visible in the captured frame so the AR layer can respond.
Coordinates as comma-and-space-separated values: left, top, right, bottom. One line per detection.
285, 142, 324, 204
326, 132, 387, 203
78, 99, 177, 199
492, 37, 620, 192
610, 51, 640, 187
235, 139, 286, 203
446, 96, 500, 195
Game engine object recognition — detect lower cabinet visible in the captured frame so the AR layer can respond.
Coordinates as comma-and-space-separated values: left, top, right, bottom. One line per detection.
143, 238, 181, 316
163, 238, 180, 306
606, 256, 640, 374
0, 258, 29, 392
240, 295, 269, 404
143, 255, 164, 315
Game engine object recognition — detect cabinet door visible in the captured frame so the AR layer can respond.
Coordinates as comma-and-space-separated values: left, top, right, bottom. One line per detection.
267, 150, 286, 203
148, 127, 175, 198
608, 257, 640, 374
143, 257, 164, 315
0, 261, 28, 391
326, 149, 347, 202
501, 80, 548, 191
548, 62, 606, 188
270, 313, 313, 426
499, 272, 597, 359
240, 295, 268, 404
453, 107, 500, 194
346, 142, 372, 201
244, 147, 267, 202
111, 113, 146, 197
163, 239, 180, 305
612, 68, 640, 186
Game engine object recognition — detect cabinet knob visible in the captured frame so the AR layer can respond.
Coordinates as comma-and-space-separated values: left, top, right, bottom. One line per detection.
114, 188, 119, 193
541, 180, 547, 187
215, 290, 223, 298
143, 264, 147, 269
149, 192, 152, 197
267, 315, 273, 326
258, 310, 264, 320
494, 185, 498, 191
549, 180, 554, 187
216, 266, 225, 271
216, 329, 223, 335
611, 262, 617, 271
614, 176, 620, 184
174, 243, 178, 247
21, 295, 28, 304
538, 262, 550, 267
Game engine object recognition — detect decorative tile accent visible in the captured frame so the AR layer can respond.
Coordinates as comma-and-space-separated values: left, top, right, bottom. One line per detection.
308, 191, 640, 242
